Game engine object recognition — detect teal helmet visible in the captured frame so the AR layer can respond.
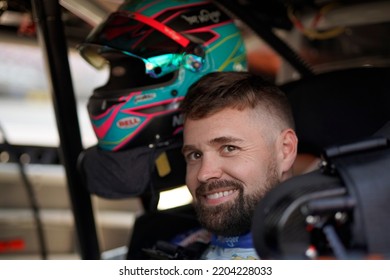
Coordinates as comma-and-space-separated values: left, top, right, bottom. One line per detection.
79, 0, 247, 151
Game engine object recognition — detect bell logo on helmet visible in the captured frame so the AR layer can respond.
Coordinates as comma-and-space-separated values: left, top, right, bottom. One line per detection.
181, 9, 221, 25
117, 117, 141, 129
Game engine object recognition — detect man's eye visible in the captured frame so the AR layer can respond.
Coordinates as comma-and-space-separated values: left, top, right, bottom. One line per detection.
185, 151, 201, 161
222, 145, 237, 153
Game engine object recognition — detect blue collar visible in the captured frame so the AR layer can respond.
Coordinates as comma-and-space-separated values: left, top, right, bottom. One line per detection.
211, 232, 254, 249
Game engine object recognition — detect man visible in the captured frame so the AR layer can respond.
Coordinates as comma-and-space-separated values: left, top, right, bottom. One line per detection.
179, 71, 298, 259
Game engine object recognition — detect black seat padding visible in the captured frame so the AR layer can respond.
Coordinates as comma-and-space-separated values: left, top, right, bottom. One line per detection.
281, 67, 390, 155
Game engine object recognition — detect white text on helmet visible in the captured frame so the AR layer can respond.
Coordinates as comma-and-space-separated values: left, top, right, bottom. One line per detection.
172, 113, 184, 128
134, 93, 156, 104
181, 9, 221, 25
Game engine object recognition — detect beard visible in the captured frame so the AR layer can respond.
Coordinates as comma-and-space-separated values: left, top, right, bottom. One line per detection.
194, 160, 279, 237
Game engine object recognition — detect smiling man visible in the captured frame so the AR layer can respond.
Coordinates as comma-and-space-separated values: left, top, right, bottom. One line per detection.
180, 71, 298, 259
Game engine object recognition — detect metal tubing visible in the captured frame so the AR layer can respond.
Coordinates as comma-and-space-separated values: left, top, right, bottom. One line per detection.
30, 0, 100, 259
215, 0, 314, 78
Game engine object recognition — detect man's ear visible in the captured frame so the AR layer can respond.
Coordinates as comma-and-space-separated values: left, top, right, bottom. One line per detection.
277, 128, 298, 180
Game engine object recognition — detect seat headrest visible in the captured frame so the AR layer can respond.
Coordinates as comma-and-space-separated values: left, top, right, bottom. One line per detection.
281, 67, 390, 155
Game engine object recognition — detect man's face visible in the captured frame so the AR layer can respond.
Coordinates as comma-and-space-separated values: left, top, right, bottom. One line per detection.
182, 107, 281, 236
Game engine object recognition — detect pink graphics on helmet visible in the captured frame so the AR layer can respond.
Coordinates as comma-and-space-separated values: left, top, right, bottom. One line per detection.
79, 0, 247, 151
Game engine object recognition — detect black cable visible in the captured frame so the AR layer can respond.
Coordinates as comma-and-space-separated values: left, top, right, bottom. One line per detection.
0, 123, 48, 259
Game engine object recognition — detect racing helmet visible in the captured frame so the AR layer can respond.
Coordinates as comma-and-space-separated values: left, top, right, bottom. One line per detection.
79, 0, 247, 151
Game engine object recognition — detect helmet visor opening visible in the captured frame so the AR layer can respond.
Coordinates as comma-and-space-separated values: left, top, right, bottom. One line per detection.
92, 53, 176, 96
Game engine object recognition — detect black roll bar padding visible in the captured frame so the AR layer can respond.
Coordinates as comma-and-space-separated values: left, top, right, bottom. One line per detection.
30, 0, 100, 259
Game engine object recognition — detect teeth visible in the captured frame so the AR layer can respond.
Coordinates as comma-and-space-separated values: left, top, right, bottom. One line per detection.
206, 190, 235, 200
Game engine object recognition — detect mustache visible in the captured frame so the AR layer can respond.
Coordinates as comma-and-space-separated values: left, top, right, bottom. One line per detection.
196, 179, 244, 196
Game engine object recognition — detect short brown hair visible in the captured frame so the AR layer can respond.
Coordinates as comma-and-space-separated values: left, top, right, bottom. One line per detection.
180, 71, 295, 129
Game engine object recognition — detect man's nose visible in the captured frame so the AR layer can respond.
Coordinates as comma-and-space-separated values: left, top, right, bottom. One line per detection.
197, 155, 223, 183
